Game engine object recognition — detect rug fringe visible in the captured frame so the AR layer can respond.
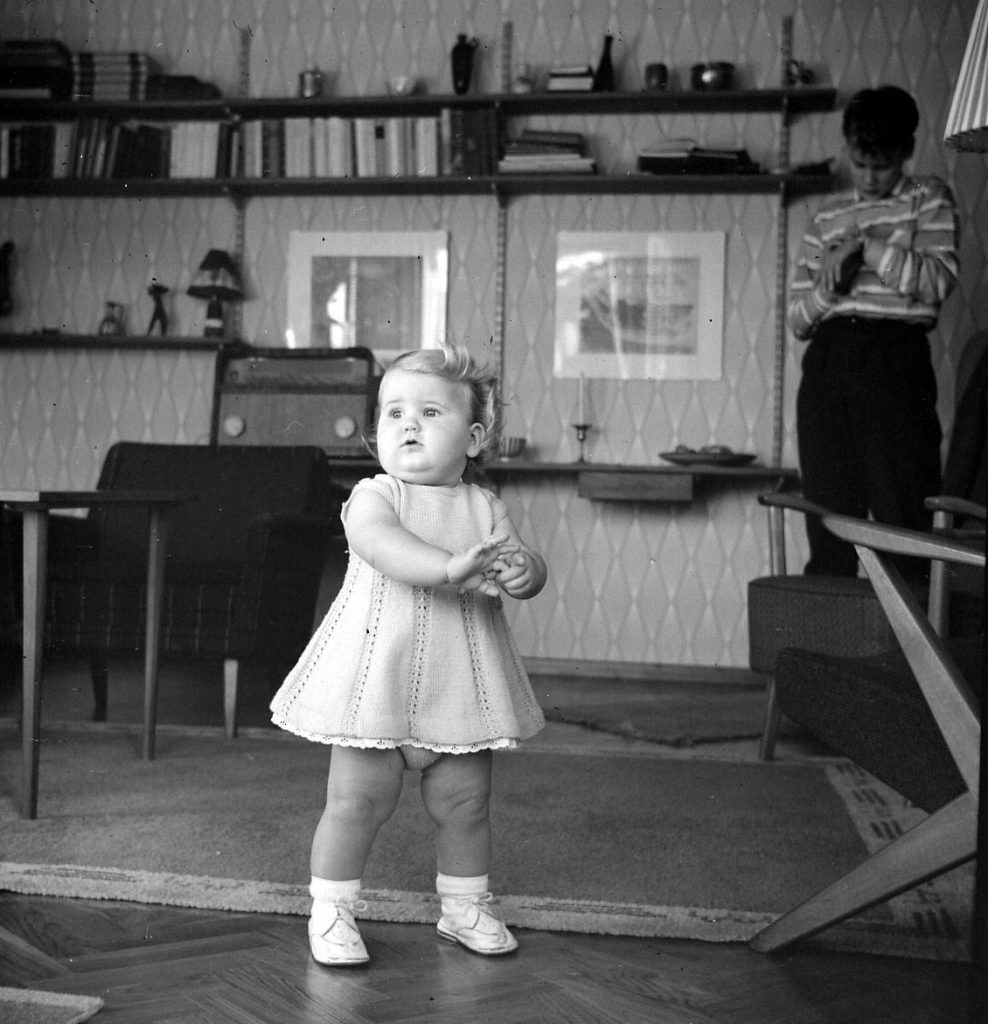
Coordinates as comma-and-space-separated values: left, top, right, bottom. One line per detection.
0, 861, 969, 962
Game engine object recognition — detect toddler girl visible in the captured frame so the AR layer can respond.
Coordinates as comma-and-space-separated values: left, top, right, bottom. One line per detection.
270, 343, 547, 967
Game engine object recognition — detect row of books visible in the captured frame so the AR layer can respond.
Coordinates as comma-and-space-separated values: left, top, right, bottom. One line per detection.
636, 138, 760, 175
0, 109, 500, 181
498, 127, 596, 175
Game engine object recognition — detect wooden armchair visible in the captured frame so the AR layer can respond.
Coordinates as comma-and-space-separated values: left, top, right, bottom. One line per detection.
748, 493, 984, 953
40, 442, 348, 738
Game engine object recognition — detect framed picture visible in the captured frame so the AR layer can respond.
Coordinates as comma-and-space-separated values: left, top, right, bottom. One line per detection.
554, 231, 726, 380
286, 230, 448, 360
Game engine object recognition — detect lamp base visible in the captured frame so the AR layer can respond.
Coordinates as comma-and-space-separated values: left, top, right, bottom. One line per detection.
203, 298, 225, 337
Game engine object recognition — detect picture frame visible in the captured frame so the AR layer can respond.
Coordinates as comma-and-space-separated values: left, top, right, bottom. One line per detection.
554, 231, 726, 381
286, 230, 448, 360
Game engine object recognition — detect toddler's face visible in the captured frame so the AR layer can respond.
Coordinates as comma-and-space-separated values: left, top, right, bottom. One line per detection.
376, 367, 483, 485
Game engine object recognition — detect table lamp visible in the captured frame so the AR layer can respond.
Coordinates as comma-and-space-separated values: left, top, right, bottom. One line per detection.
187, 248, 243, 338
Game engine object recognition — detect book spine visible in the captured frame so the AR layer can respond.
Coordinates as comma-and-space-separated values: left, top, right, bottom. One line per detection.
261, 119, 284, 178
447, 107, 466, 177
353, 117, 379, 177
326, 116, 352, 176
385, 117, 406, 177
414, 116, 438, 176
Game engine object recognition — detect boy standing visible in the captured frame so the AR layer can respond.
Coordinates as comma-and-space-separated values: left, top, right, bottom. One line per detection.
788, 85, 960, 577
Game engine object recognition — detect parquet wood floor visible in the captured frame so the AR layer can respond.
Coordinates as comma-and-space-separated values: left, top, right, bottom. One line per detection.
0, 891, 971, 1023
0, 657, 977, 1022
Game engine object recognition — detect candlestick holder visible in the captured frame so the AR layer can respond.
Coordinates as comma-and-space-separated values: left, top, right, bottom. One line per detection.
572, 423, 591, 463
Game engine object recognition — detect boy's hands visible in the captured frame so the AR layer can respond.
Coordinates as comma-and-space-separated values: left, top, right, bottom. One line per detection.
820, 233, 864, 295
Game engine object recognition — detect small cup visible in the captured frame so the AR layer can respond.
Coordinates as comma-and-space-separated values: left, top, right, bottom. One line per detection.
644, 62, 669, 91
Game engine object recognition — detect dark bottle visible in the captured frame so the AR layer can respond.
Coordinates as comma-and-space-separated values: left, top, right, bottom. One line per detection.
593, 33, 615, 92
451, 34, 478, 95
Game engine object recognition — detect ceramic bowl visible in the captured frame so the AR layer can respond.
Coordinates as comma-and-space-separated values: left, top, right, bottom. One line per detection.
498, 436, 527, 460
691, 62, 735, 91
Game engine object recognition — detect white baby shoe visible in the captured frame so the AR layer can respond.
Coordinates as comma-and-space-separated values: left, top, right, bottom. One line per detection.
437, 892, 518, 956
308, 899, 370, 967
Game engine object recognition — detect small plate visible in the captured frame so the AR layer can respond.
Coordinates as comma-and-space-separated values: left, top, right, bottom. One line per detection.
660, 450, 757, 467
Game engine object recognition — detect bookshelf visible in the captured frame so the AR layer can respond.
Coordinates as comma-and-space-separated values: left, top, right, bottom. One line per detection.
0, 87, 836, 199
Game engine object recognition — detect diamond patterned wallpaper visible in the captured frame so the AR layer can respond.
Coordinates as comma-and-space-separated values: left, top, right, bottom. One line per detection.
1, 0, 986, 668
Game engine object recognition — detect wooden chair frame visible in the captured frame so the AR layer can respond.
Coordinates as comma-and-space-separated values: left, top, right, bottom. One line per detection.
749, 493, 983, 953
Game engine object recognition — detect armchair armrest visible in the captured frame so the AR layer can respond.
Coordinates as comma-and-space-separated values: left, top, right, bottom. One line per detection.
824, 515, 985, 568
757, 491, 831, 520
925, 495, 987, 523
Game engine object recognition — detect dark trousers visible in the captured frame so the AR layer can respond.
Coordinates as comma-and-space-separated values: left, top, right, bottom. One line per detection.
796, 318, 942, 578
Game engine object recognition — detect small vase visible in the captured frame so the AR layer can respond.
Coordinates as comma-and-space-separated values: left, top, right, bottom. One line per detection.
593, 33, 615, 92
451, 34, 477, 95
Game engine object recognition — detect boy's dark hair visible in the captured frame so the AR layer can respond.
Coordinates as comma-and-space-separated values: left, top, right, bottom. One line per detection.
842, 85, 919, 157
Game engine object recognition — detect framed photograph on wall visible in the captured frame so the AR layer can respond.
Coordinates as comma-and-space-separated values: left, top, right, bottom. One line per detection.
554, 231, 726, 380
286, 230, 448, 360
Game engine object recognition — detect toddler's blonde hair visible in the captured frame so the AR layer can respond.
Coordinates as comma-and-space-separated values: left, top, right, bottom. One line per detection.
368, 344, 501, 462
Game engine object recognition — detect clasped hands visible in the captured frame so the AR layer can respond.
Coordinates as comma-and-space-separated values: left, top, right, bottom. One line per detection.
819, 227, 865, 296
445, 533, 538, 598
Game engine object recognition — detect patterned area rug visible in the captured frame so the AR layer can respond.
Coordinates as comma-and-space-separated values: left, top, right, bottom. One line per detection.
0, 724, 971, 961
535, 675, 802, 746
0, 987, 103, 1024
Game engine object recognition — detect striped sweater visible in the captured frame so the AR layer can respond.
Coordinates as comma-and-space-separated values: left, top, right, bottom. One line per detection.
787, 174, 959, 341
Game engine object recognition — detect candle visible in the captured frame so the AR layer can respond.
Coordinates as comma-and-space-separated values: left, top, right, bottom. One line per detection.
576, 374, 587, 424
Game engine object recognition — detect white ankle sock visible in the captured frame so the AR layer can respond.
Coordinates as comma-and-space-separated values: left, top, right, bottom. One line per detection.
310, 876, 361, 924
436, 872, 488, 900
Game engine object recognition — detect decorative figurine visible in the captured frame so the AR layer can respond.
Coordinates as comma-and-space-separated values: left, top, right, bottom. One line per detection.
451, 34, 478, 94
147, 280, 169, 336
98, 301, 125, 335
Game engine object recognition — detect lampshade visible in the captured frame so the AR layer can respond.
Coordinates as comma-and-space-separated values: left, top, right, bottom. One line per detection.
944, 0, 988, 151
187, 248, 243, 301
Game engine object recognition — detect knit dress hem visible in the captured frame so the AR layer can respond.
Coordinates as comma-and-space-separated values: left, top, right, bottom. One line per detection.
269, 715, 520, 754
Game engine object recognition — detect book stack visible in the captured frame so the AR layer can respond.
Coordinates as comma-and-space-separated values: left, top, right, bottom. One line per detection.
70, 51, 163, 101
547, 64, 595, 91
637, 140, 760, 175
0, 40, 72, 99
498, 128, 595, 175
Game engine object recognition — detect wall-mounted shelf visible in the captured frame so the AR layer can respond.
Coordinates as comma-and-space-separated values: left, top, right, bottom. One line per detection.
0, 171, 833, 200
479, 458, 798, 503
0, 87, 837, 201
0, 331, 232, 352
1, 86, 836, 122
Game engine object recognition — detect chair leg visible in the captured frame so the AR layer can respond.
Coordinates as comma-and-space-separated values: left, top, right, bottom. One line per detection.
223, 657, 238, 739
749, 790, 977, 952
758, 674, 781, 761
90, 649, 108, 722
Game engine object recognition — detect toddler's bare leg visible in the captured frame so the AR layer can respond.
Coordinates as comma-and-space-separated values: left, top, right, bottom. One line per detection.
310, 746, 405, 880
420, 749, 493, 876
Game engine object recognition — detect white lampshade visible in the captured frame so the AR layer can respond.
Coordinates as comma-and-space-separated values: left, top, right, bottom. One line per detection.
945, 0, 988, 151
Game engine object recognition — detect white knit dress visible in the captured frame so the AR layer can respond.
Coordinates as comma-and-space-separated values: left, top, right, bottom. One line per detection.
270, 474, 545, 755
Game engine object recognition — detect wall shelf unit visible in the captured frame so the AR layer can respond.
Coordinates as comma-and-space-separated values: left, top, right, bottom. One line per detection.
1, 83, 836, 492
0, 86, 836, 201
